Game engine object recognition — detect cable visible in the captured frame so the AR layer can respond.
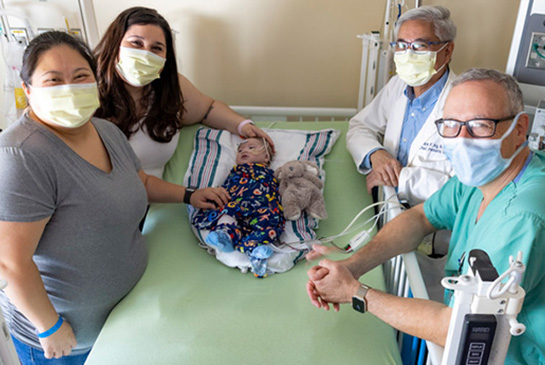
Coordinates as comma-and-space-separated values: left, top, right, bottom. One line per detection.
276, 197, 406, 253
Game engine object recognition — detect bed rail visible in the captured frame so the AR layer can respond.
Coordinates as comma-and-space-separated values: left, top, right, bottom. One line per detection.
381, 186, 444, 365
231, 106, 357, 122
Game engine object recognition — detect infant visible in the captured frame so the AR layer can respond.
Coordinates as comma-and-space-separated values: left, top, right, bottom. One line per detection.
191, 137, 285, 277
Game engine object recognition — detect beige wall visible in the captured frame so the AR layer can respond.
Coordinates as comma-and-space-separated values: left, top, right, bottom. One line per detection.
426, 0, 519, 75
0, 0, 521, 129
91, 0, 388, 109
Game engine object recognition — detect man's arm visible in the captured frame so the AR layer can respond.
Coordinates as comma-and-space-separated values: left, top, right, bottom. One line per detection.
306, 203, 436, 268
367, 288, 451, 346
308, 252, 451, 347
307, 203, 437, 309
346, 78, 404, 175
307, 203, 450, 346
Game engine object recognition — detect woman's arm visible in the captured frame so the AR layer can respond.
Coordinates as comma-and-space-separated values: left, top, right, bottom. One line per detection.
177, 74, 275, 150
0, 219, 77, 359
137, 170, 230, 209
178, 73, 240, 131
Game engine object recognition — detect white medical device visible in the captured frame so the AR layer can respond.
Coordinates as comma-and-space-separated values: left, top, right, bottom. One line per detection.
441, 249, 526, 365
0, 0, 99, 129
507, 0, 545, 143
0, 0, 98, 47
0, 280, 18, 365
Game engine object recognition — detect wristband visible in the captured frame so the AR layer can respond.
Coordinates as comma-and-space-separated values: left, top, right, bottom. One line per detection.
38, 315, 63, 338
184, 188, 195, 205
237, 119, 254, 136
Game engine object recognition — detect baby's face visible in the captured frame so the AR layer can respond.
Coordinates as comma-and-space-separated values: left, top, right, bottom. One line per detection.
236, 138, 269, 165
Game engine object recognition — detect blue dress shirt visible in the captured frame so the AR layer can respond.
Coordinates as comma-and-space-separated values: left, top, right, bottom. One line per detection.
360, 69, 449, 169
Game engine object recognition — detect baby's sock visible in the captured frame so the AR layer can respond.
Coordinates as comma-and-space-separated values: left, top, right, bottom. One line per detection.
249, 245, 273, 278
206, 229, 234, 252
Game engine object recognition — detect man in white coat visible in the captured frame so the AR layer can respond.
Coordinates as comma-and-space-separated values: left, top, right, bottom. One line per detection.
347, 5, 456, 206
346, 5, 456, 301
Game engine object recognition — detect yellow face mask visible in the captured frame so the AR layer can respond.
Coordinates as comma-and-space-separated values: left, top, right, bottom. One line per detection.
29, 83, 100, 128
393, 43, 448, 87
116, 46, 166, 87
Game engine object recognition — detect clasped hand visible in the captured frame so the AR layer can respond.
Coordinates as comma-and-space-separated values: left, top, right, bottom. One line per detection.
306, 245, 360, 312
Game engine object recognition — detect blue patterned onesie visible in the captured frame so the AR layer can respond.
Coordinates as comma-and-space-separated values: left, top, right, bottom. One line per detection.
192, 163, 284, 253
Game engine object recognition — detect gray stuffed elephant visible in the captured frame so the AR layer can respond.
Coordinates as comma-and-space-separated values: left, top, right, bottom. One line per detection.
274, 160, 327, 221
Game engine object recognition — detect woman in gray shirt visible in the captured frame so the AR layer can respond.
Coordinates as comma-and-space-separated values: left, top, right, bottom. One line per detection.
0, 31, 229, 364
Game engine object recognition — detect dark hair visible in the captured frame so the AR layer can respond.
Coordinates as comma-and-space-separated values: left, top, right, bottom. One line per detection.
20, 31, 96, 86
94, 6, 184, 142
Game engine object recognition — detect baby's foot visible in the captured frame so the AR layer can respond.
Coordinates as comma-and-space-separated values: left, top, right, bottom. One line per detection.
206, 230, 234, 252
251, 245, 273, 259
249, 245, 273, 278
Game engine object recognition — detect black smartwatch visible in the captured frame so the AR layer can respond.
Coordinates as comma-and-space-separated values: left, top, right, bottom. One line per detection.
183, 188, 195, 205
352, 283, 371, 313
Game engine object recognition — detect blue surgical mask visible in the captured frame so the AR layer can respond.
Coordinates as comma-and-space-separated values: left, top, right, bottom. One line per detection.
443, 112, 528, 187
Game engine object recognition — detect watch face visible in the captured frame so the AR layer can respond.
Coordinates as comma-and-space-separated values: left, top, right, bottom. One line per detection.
352, 297, 366, 313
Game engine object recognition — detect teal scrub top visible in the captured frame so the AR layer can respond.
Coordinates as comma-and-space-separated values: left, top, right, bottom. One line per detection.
424, 151, 545, 365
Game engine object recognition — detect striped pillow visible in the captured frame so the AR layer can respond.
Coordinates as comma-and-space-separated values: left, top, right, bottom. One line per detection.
184, 127, 340, 274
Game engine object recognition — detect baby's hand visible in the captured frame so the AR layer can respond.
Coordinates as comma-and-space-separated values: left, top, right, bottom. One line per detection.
191, 187, 230, 210
306, 243, 337, 261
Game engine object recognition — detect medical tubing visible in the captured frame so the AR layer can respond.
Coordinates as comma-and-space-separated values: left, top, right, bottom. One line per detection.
338, 199, 403, 237
37, 315, 63, 338
319, 209, 384, 245
278, 206, 384, 248
335, 206, 401, 252
277, 201, 403, 252
276, 219, 373, 252
329, 198, 404, 251
338, 201, 385, 235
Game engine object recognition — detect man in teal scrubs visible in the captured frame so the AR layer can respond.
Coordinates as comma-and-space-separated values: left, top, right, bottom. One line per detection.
306, 68, 545, 364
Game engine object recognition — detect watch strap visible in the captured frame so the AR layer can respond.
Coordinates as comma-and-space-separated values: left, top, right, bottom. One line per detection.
352, 283, 371, 313
183, 188, 195, 205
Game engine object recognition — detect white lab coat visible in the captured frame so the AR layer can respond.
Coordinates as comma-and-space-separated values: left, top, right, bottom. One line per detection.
346, 71, 456, 206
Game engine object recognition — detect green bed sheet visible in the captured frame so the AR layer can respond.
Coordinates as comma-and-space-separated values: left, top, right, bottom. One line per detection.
86, 122, 402, 365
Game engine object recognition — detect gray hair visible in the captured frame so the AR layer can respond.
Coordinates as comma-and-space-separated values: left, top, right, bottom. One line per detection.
453, 68, 524, 115
395, 5, 457, 42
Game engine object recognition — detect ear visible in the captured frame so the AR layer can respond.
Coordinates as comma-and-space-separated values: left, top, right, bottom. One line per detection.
22, 81, 31, 99
444, 41, 455, 65
515, 113, 530, 146
274, 169, 282, 179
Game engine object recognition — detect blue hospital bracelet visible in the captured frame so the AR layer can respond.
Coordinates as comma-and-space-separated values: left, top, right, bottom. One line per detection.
37, 316, 63, 339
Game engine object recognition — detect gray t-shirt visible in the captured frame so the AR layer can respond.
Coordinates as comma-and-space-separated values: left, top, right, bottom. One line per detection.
0, 115, 148, 354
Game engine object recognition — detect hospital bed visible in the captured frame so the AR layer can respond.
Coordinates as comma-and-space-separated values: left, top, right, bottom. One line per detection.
85, 120, 403, 364
381, 186, 441, 364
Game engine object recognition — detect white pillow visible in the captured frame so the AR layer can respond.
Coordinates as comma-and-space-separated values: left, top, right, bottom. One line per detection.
184, 127, 340, 275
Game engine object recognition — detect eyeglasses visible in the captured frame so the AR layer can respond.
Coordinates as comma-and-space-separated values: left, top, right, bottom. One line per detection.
434, 115, 516, 138
389, 40, 447, 53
